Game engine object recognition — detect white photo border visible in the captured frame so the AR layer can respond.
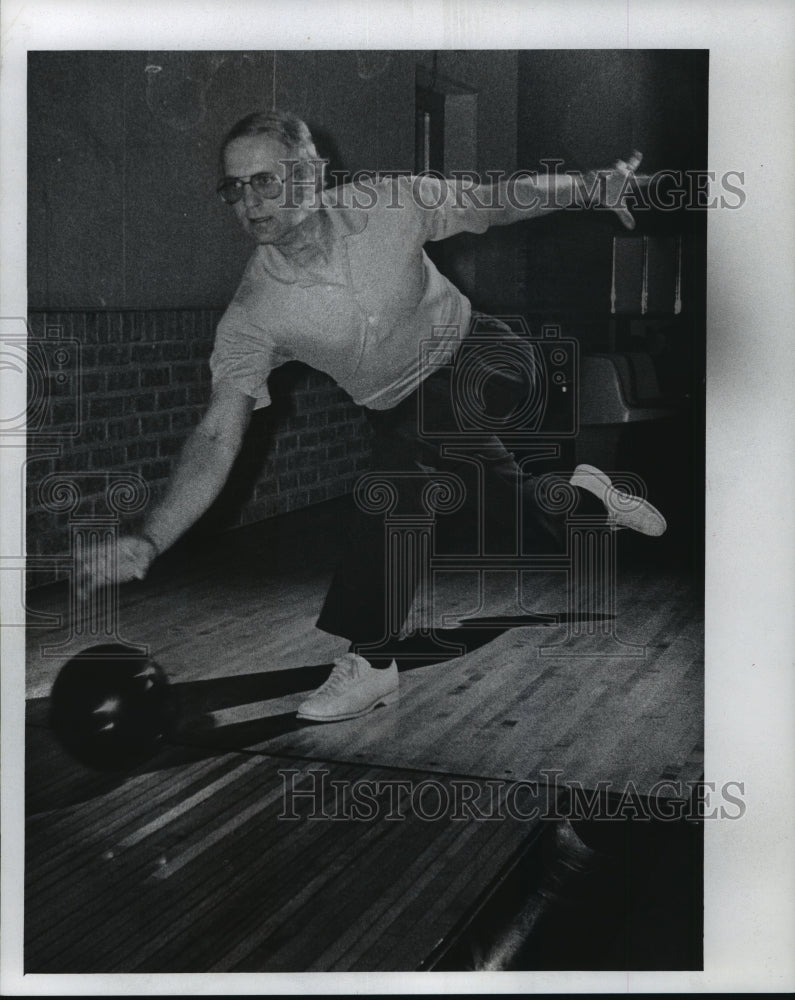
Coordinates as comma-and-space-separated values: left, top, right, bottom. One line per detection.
2, 0, 793, 994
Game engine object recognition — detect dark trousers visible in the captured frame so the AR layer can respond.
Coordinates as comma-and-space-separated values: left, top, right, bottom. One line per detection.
316, 324, 603, 653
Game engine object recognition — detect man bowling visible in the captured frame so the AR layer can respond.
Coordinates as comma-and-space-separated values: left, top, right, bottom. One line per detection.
81, 111, 666, 723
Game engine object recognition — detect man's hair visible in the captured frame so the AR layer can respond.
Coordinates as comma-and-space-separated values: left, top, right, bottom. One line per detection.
219, 110, 325, 189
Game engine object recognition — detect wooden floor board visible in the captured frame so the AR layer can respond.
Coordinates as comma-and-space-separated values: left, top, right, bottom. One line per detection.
287, 790, 514, 971
26, 752, 241, 891
126, 764, 374, 973
120, 761, 378, 971
228, 811, 432, 971
27, 755, 277, 967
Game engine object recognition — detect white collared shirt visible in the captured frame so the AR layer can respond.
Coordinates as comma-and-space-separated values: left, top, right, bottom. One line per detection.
209, 175, 492, 410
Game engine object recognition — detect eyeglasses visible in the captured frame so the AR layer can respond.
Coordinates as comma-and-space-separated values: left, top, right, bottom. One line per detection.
217, 172, 284, 205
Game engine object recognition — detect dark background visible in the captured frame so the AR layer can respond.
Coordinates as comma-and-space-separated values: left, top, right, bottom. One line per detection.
28, 50, 707, 315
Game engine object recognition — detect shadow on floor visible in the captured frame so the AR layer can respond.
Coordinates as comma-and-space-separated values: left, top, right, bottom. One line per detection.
26, 613, 615, 812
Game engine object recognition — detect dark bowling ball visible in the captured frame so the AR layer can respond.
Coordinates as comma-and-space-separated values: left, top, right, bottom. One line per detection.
50, 644, 176, 771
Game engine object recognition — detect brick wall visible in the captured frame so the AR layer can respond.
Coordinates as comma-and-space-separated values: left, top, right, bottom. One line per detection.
25, 310, 372, 588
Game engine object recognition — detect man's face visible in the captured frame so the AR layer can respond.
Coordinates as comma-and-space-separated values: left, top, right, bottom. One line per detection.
222, 135, 312, 245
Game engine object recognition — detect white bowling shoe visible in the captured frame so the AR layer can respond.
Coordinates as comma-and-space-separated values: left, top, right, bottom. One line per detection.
569, 464, 667, 536
296, 653, 399, 722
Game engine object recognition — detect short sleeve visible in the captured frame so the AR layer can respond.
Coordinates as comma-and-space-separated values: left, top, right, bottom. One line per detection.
400, 175, 492, 243
209, 301, 278, 410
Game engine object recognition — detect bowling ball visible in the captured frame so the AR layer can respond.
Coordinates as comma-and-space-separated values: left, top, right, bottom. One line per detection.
49, 644, 176, 771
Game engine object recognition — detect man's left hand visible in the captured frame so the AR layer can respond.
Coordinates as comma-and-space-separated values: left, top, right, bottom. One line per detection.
587, 150, 650, 230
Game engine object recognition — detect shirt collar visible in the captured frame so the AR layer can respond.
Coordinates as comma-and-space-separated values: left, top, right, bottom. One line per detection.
256, 186, 369, 287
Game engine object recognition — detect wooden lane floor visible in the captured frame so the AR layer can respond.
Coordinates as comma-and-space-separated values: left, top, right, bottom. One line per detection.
263, 606, 704, 795
24, 500, 352, 700
24, 499, 704, 970
26, 499, 704, 797
25, 716, 551, 973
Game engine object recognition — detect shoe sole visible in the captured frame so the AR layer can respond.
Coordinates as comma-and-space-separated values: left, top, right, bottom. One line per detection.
296, 689, 399, 723
606, 491, 667, 536
570, 464, 667, 537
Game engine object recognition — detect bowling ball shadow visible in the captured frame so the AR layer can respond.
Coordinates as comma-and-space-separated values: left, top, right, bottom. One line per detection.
90, 625, 514, 758
26, 696, 218, 815
168, 612, 615, 754
31, 615, 614, 802
170, 621, 541, 752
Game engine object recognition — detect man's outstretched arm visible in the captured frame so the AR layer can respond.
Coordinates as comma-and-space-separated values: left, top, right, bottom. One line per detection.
418, 151, 648, 240
493, 151, 646, 230
79, 383, 256, 592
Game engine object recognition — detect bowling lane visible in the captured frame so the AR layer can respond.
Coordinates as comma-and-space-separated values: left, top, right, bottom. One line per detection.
240, 567, 704, 796
25, 730, 549, 972
24, 500, 351, 699
26, 499, 704, 796
24, 498, 704, 972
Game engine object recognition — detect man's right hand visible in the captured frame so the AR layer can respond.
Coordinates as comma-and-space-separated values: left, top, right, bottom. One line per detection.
76, 534, 158, 601
74, 384, 254, 602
